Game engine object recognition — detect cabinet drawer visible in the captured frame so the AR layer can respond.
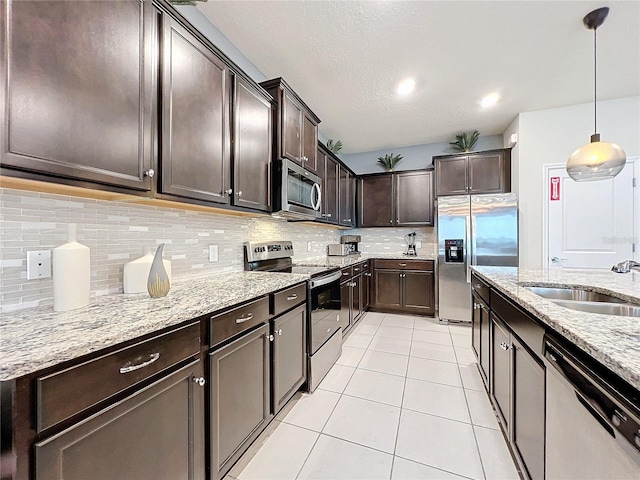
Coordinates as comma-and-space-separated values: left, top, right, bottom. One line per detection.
374, 259, 434, 271
471, 273, 491, 304
340, 266, 353, 279
272, 283, 306, 316
209, 296, 270, 348
491, 290, 545, 357
36, 322, 200, 433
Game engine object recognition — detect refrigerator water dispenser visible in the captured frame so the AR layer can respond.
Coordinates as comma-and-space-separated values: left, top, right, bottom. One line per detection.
445, 239, 464, 263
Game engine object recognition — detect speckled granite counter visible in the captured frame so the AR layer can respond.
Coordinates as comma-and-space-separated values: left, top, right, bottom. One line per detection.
0, 271, 309, 381
472, 266, 640, 390
296, 252, 437, 269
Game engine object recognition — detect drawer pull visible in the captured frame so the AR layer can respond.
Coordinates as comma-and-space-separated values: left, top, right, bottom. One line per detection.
286, 294, 298, 301
236, 313, 254, 324
119, 352, 160, 374
399, 263, 407, 267
342, 271, 349, 276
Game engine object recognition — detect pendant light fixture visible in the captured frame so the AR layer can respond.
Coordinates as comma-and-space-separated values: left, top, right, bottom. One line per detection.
566, 7, 626, 182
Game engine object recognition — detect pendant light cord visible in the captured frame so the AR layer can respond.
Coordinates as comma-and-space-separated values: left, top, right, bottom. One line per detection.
593, 27, 597, 134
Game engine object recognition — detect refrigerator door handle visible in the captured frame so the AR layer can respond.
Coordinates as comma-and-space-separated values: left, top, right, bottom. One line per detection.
471, 214, 477, 267
465, 214, 471, 283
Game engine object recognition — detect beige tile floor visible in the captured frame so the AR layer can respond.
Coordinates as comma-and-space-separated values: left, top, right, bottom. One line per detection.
226, 312, 520, 480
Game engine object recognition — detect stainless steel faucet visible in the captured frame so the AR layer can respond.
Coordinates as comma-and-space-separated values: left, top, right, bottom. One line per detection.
611, 260, 640, 273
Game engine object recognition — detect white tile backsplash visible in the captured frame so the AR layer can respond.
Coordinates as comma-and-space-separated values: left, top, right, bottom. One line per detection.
1, 187, 437, 312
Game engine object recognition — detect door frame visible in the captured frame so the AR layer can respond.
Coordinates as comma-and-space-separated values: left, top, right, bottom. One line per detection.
542, 158, 639, 268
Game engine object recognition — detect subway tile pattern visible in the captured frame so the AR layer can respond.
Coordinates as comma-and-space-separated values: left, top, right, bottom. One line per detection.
1, 188, 439, 312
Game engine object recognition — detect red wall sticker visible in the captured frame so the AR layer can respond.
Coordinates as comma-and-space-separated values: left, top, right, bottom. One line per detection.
550, 177, 560, 201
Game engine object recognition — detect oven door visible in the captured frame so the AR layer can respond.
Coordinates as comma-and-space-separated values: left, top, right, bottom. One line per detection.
309, 271, 342, 355
273, 159, 321, 220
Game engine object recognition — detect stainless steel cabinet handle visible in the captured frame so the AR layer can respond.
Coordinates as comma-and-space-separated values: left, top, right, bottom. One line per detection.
286, 294, 298, 301
269, 334, 274, 342
354, 268, 360, 272
143, 169, 155, 178
500, 342, 512, 351
342, 271, 349, 276
236, 191, 243, 197
119, 352, 160, 374
223, 188, 232, 196
389, 219, 393, 224
399, 263, 407, 267
193, 376, 206, 387
276, 328, 283, 336
473, 284, 482, 289
326, 213, 332, 218
235, 313, 254, 324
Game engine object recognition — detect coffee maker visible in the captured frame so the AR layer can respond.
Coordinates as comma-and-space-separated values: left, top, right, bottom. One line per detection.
405, 232, 417, 256
340, 235, 361, 254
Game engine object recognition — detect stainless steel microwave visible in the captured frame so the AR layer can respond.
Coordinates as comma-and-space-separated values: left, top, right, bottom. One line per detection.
272, 158, 321, 220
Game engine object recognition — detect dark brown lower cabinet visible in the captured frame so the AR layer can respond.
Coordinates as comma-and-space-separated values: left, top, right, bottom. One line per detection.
35, 360, 205, 480
339, 280, 352, 335
472, 292, 490, 385
209, 324, 270, 480
372, 265, 435, 316
491, 312, 546, 480
272, 305, 306, 414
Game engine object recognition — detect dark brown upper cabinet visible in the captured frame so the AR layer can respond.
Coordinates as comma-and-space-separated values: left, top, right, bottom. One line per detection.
160, 16, 231, 204
232, 76, 273, 212
339, 165, 355, 227
317, 145, 339, 224
1, 0, 155, 191
434, 148, 511, 196
358, 170, 433, 227
260, 78, 320, 172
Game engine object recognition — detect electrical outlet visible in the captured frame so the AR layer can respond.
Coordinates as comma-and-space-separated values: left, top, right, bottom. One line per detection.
307, 241, 312, 252
27, 250, 52, 279
208, 245, 219, 262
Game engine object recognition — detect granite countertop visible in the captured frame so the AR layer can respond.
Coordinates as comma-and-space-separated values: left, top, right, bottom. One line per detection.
296, 252, 437, 269
472, 266, 640, 390
0, 271, 309, 381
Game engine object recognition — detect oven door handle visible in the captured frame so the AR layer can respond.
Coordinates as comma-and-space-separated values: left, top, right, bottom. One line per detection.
310, 270, 342, 288
311, 182, 322, 211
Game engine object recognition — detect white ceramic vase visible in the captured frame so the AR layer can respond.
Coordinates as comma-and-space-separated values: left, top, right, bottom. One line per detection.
53, 223, 90, 311
123, 247, 172, 294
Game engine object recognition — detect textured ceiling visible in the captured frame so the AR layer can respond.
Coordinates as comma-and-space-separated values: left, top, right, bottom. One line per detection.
198, 1, 640, 154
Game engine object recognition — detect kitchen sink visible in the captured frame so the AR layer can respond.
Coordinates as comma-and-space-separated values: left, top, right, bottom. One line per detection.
551, 299, 640, 317
523, 286, 630, 304
522, 285, 640, 317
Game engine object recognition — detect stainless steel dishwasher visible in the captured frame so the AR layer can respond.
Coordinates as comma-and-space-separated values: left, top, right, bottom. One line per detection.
544, 337, 640, 479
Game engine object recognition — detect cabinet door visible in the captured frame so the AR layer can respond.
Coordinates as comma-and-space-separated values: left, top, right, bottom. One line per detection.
161, 17, 231, 204
471, 293, 481, 360
373, 270, 402, 310
479, 300, 491, 384
324, 155, 339, 224
362, 270, 371, 311
209, 324, 270, 478
272, 305, 306, 414
339, 166, 354, 226
402, 271, 435, 315
435, 157, 468, 196
491, 315, 511, 432
233, 76, 272, 211
512, 337, 545, 480
301, 114, 318, 173
282, 92, 302, 164
352, 275, 362, 322
395, 171, 433, 226
339, 281, 352, 335
359, 175, 393, 227
2, 0, 154, 191
35, 361, 205, 480
468, 152, 507, 194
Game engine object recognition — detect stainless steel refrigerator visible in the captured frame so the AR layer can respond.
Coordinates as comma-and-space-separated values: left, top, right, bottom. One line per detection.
437, 193, 518, 322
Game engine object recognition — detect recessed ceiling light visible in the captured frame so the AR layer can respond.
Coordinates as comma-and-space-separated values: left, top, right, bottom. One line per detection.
480, 92, 500, 108
397, 78, 416, 96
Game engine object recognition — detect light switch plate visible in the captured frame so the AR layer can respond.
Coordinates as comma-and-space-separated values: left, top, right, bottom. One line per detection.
27, 250, 52, 279
307, 241, 312, 252
209, 245, 219, 262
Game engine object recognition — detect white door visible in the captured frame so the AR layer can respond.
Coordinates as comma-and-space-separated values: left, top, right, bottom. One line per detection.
546, 161, 636, 269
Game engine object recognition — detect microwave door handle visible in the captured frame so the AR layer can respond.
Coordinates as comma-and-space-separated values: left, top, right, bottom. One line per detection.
311, 182, 322, 211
